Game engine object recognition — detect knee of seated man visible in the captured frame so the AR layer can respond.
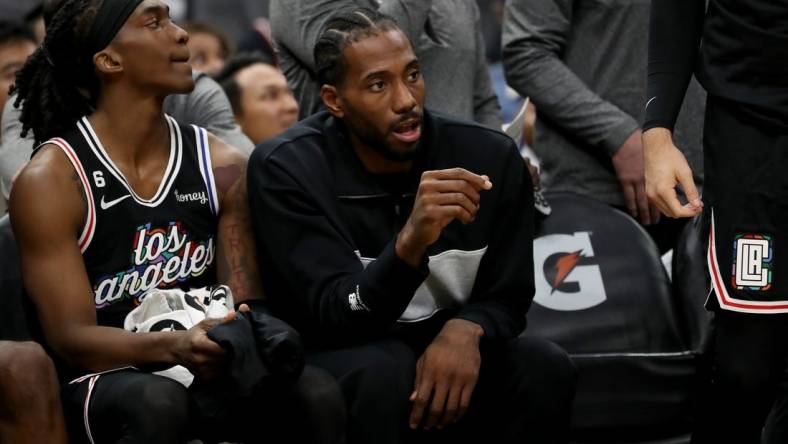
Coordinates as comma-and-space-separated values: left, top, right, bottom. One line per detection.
346, 341, 416, 405
0, 341, 59, 412
120, 375, 191, 430
500, 337, 577, 400
295, 366, 345, 415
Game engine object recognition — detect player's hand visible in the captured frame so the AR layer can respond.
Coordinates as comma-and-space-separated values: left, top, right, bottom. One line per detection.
396, 168, 492, 267
612, 129, 660, 225
173, 310, 235, 380
409, 319, 483, 430
643, 128, 703, 218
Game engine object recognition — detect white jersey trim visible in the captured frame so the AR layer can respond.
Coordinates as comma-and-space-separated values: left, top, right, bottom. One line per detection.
42, 138, 96, 253
83, 374, 99, 444
68, 366, 137, 444
76, 115, 182, 208
193, 126, 220, 215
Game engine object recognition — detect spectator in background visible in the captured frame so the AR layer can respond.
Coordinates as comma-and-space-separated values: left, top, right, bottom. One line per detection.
216, 53, 299, 145
502, 0, 705, 252
0, 22, 36, 215
270, 0, 503, 128
182, 21, 233, 76
186, 0, 270, 43
0, 1, 43, 31
0, 22, 36, 138
236, 27, 277, 65
23, 4, 46, 44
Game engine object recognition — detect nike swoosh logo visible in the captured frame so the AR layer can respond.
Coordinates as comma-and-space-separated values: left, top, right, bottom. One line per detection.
100, 194, 131, 210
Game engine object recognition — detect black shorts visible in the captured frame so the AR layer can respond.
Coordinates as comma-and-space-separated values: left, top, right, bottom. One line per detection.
703, 96, 788, 313
60, 366, 343, 444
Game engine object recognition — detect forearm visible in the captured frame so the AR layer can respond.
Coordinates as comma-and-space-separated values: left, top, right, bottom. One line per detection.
217, 215, 264, 303
456, 301, 526, 340
217, 173, 264, 302
502, 0, 637, 155
507, 57, 638, 155
313, 240, 428, 334
54, 325, 180, 372
643, 0, 705, 131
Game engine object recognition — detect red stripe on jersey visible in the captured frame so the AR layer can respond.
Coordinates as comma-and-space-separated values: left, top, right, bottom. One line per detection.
49, 138, 96, 252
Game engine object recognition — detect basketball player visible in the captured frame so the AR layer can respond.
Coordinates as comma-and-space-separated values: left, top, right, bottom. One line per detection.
9, 1, 342, 443
643, 0, 788, 442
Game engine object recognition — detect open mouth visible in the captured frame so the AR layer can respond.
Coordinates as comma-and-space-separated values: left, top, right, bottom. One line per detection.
392, 119, 421, 143
171, 52, 191, 64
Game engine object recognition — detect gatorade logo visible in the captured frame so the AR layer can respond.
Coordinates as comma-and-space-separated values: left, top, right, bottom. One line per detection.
533, 232, 607, 311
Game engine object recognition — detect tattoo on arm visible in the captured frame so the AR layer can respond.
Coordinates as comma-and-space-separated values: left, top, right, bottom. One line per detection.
214, 164, 242, 196
215, 162, 265, 302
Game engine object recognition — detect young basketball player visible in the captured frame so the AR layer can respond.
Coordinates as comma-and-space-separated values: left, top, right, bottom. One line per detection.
9, 1, 342, 442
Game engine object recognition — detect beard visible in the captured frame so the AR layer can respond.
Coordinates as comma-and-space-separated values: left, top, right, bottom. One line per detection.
343, 103, 422, 162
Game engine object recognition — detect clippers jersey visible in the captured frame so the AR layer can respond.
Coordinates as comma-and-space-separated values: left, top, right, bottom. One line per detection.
43, 115, 220, 328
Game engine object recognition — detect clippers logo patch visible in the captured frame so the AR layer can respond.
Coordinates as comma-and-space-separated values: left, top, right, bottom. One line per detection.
732, 234, 773, 291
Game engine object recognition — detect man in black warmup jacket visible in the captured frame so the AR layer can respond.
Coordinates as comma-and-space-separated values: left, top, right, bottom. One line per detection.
247, 7, 576, 444
643, 1, 788, 443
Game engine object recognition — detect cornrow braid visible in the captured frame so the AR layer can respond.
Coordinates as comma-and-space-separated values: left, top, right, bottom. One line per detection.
313, 7, 400, 87
12, 0, 103, 146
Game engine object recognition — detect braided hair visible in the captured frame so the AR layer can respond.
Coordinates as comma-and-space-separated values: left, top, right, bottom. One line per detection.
313, 7, 400, 87
12, 0, 103, 146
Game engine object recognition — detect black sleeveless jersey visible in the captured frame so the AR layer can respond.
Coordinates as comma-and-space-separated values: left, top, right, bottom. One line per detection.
44, 115, 219, 328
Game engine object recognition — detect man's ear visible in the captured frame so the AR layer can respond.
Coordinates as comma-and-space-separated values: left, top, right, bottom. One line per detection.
320, 84, 344, 118
93, 50, 123, 75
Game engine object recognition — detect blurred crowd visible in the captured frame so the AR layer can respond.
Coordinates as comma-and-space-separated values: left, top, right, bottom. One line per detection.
0, 0, 704, 250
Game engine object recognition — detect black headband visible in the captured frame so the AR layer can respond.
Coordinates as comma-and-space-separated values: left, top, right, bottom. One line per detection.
86, 0, 144, 55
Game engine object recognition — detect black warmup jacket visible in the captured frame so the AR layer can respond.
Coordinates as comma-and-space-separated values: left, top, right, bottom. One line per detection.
247, 110, 534, 347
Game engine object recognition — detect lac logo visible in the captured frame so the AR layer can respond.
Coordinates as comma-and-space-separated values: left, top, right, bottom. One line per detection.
732, 233, 773, 291
533, 232, 607, 311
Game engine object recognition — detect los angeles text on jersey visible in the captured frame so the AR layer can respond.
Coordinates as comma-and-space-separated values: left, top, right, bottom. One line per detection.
93, 221, 215, 307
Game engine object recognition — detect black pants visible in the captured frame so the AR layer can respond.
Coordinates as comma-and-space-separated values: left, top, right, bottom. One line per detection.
61, 365, 345, 444
692, 96, 788, 443
692, 312, 788, 444
307, 333, 576, 444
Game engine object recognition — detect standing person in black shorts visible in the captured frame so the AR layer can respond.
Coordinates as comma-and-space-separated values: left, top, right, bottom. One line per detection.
643, 1, 788, 442
9, 1, 343, 443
